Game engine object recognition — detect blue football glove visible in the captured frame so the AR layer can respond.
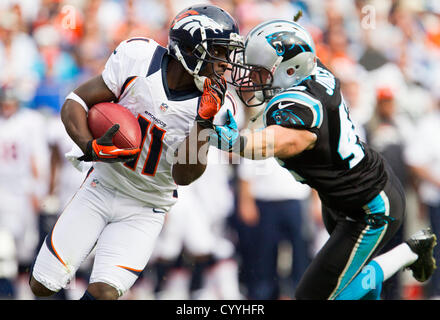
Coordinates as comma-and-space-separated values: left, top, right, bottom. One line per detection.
210, 110, 241, 152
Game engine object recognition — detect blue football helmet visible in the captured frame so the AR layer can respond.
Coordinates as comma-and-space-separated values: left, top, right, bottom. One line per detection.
168, 4, 244, 90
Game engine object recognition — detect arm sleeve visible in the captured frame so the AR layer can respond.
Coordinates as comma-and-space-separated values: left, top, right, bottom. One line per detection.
101, 38, 155, 99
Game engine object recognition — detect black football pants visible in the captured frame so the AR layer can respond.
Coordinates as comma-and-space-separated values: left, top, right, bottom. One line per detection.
295, 168, 405, 299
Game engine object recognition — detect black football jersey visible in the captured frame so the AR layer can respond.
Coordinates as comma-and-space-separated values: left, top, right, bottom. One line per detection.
263, 60, 387, 212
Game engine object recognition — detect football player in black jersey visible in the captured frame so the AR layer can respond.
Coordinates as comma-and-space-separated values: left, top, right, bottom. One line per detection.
210, 19, 437, 299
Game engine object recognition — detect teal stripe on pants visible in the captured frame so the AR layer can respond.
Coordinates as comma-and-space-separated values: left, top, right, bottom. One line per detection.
330, 227, 386, 299
329, 192, 389, 299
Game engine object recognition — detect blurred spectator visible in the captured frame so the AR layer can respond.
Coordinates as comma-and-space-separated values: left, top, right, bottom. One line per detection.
0, 228, 17, 299
233, 101, 312, 300
0, 8, 40, 104
31, 22, 81, 113
236, 157, 312, 299
366, 85, 414, 183
331, 58, 374, 130
235, 0, 301, 36
364, 86, 414, 299
0, 87, 49, 298
405, 96, 440, 299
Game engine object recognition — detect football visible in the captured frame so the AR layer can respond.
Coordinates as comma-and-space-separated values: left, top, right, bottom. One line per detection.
87, 102, 142, 149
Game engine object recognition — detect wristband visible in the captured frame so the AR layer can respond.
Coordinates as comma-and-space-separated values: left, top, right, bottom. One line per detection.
196, 117, 214, 130
66, 92, 88, 112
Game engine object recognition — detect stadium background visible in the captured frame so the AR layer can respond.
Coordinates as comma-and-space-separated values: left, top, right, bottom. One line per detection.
0, 0, 439, 300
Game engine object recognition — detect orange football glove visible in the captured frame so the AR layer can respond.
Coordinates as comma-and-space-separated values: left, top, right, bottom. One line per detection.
78, 124, 140, 163
197, 76, 227, 123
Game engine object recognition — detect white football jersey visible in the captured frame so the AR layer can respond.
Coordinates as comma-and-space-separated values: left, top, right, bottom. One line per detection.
95, 37, 236, 211
0, 108, 46, 197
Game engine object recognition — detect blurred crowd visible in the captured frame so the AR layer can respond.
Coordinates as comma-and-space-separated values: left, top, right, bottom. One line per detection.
0, 0, 439, 300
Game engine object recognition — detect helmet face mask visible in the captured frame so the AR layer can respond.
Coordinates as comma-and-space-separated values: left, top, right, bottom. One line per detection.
168, 5, 244, 90
192, 38, 245, 79
231, 62, 280, 107
230, 20, 317, 107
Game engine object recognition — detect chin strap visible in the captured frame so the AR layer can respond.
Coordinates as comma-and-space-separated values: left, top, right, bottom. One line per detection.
170, 22, 211, 93
171, 43, 208, 93
193, 75, 207, 92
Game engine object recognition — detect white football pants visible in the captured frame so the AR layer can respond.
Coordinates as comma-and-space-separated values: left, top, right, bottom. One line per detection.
31, 171, 165, 296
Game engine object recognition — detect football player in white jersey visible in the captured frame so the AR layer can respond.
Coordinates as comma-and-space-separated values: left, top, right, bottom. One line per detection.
29, 4, 244, 300
0, 87, 48, 297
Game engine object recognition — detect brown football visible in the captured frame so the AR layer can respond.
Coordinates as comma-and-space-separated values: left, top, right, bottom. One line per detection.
87, 102, 141, 149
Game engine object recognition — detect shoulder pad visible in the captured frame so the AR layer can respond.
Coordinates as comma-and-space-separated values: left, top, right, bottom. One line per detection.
264, 91, 323, 129
115, 37, 158, 60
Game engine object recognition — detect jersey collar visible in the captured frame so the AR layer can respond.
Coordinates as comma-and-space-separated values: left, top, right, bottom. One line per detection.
161, 54, 202, 101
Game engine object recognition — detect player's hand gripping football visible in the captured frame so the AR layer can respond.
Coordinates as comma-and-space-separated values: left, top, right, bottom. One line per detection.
196, 76, 227, 128
78, 124, 140, 163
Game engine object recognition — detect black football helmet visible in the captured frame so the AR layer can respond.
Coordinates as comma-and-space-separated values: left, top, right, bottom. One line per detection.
168, 4, 244, 89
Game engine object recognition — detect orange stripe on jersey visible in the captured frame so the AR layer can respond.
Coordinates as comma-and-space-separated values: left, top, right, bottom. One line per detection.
51, 236, 66, 267
116, 265, 143, 276
125, 76, 137, 89
45, 225, 67, 268
80, 167, 94, 187
118, 76, 138, 101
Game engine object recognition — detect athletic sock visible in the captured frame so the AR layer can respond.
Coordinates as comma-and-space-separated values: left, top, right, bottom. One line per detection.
79, 290, 96, 300
372, 243, 418, 281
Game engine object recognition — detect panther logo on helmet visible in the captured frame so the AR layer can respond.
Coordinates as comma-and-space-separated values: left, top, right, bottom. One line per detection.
266, 31, 313, 61
171, 11, 224, 36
